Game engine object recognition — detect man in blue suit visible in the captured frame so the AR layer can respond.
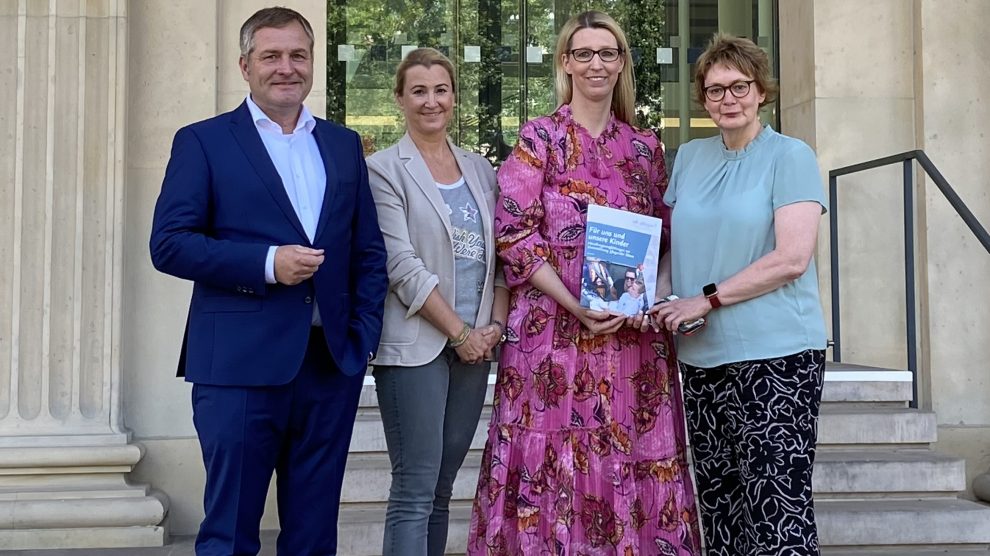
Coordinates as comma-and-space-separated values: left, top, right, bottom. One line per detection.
149, 7, 387, 555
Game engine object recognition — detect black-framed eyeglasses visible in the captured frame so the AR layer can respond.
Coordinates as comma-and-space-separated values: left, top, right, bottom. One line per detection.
567, 47, 623, 63
624, 275, 636, 281
703, 80, 755, 102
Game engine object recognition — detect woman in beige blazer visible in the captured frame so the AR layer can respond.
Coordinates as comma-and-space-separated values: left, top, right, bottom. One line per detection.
365, 48, 508, 556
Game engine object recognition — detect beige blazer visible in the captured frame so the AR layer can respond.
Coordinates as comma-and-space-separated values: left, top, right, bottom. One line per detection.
367, 133, 504, 367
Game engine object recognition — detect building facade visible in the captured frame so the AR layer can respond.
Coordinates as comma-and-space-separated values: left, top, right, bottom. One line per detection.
0, 0, 987, 548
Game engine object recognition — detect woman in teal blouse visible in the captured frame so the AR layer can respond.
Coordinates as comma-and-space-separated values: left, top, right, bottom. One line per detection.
652, 34, 828, 555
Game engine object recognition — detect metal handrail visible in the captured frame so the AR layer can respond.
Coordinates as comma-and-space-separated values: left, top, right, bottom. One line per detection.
828, 150, 990, 408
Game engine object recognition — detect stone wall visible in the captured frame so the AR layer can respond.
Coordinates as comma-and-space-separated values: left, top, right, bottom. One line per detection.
780, 0, 990, 499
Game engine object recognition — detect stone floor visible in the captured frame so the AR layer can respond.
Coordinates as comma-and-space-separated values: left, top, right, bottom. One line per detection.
0, 532, 277, 555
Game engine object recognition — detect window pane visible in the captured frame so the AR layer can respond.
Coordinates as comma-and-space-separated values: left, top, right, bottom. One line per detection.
327, 0, 779, 166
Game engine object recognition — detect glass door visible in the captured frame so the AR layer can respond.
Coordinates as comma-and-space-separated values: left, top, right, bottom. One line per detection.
328, 0, 778, 163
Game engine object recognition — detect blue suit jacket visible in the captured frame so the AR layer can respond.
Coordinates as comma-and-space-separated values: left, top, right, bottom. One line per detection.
150, 102, 387, 385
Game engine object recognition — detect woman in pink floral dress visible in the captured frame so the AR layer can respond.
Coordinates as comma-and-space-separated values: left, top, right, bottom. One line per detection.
467, 11, 701, 556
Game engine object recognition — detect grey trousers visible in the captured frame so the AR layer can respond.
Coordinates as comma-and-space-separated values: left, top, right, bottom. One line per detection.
372, 348, 490, 556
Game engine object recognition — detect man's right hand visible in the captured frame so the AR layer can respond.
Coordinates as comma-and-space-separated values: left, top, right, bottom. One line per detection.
274, 245, 325, 285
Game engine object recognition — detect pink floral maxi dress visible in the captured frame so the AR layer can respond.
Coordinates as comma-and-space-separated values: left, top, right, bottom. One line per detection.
467, 105, 702, 555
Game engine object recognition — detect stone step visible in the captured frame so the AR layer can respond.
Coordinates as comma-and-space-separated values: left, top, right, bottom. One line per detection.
337, 499, 990, 555
357, 362, 914, 408
347, 407, 489, 454
343, 448, 965, 505
821, 362, 913, 404
817, 499, 990, 547
814, 449, 966, 496
818, 407, 936, 445
348, 405, 936, 453
341, 452, 482, 504
337, 501, 472, 556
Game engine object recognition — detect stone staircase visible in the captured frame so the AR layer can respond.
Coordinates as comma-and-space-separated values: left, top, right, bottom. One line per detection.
335, 362, 990, 555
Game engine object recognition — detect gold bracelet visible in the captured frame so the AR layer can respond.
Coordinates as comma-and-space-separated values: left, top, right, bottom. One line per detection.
448, 323, 472, 348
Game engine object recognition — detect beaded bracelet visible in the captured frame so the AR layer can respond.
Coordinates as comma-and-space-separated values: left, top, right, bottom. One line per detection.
448, 323, 472, 348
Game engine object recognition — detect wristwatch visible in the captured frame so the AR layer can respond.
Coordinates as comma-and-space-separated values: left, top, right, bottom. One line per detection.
703, 283, 722, 309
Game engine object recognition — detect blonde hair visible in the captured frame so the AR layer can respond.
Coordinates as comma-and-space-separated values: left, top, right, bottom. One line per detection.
553, 11, 637, 125
694, 33, 778, 108
393, 47, 456, 96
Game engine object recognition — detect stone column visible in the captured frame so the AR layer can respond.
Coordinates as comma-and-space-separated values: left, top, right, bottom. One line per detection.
0, 0, 166, 549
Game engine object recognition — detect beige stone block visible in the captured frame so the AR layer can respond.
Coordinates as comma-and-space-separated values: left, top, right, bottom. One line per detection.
781, 99, 817, 150
925, 197, 990, 424
916, 0, 990, 425
125, 0, 218, 169
0, 9, 17, 419
934, 425, 990, 500
26, 1, 49, 17
814, 98, 917, 369
51, 0, 80, 18
0, 526, 167, 551
120, 168, 195, 438
79, 15, 114, 422
778, 0, 815, 109
83, 0, 111, 18
814, 98, 917, 174
39, 1, 118, 19
15, 12, 54, 422
48, 16, 84, 421
46, 1, 72, 17
306, 93, 327, 121
131, 438, 280, 535
813, 0, 915, 100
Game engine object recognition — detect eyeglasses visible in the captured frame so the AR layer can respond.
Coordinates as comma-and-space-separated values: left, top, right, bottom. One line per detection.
624, 276, 636, 281
703, 80, 756, 102
567, 48, 623, 63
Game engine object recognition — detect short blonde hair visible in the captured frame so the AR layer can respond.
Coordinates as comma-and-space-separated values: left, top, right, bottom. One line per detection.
394, 47, 456, 96
694, 33, 778, 108
554, 11, 637, 125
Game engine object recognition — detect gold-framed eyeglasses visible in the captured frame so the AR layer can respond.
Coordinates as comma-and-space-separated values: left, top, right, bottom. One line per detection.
703, 80, 755, 102
567, 48, 623, 63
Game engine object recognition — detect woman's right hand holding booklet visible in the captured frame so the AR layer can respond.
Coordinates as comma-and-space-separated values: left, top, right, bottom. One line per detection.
576, 307, 626, 337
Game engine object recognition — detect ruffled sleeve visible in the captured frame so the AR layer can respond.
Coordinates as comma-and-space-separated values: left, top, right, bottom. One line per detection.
495, 119, 553, 287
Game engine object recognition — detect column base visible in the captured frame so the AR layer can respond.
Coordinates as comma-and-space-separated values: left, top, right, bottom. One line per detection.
0, 444, 169, 550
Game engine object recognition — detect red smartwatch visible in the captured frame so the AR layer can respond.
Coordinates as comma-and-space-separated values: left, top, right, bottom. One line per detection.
703, 283, 722, 309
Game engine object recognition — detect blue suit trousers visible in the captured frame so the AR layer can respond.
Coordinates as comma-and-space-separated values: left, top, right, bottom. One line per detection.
192, 328, 365, 556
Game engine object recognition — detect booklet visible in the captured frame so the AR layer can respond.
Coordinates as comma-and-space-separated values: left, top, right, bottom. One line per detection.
580, 204, 663, 316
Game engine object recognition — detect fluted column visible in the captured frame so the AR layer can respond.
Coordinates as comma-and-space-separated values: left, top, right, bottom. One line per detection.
0, 0, 166, 549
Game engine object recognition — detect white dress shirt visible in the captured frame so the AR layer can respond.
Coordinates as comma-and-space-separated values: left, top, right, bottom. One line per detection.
246, 95, 326, 325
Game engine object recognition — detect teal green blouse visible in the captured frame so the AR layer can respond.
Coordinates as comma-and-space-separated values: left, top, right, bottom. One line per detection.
664, 125, 828, 368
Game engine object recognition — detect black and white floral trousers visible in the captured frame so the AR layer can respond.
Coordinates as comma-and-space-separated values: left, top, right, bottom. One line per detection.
681, 349, 826, 556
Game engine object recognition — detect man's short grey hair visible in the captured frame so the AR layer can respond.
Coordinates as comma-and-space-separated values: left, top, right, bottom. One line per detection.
239, 6, 315, 59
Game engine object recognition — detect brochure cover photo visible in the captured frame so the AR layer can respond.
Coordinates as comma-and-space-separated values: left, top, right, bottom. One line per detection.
580, 204, 663, 316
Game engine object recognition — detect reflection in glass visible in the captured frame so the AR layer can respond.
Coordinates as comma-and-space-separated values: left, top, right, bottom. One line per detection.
327, 0, 778, 164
